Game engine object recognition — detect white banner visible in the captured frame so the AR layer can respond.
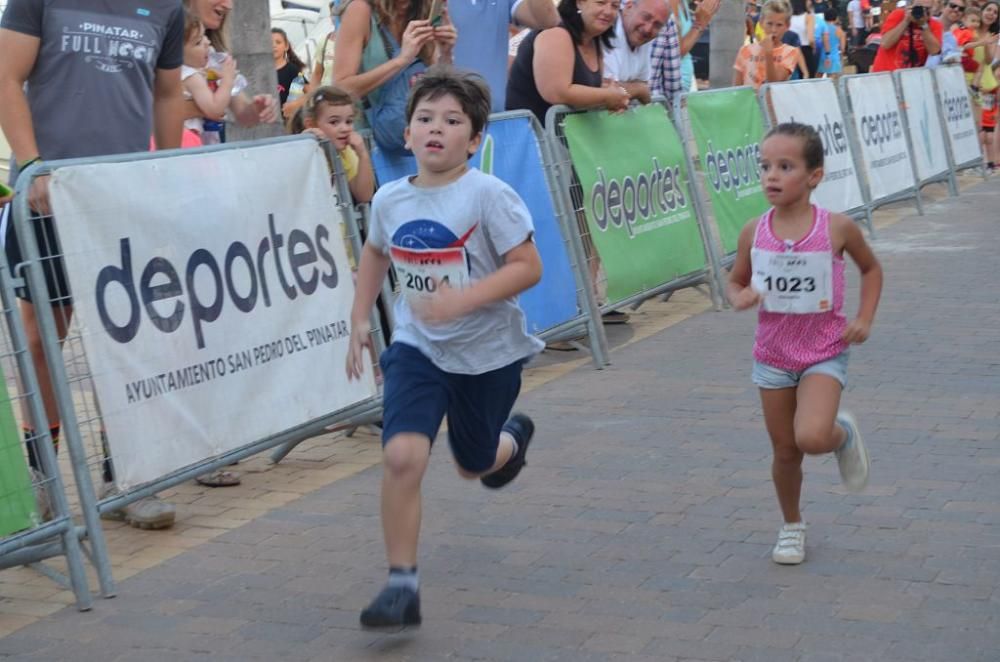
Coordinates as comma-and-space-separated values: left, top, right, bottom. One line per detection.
49, 140, 377, 488
844, 73, 915, 202
934, 65, 983, 167
767, 79, 866, 213
896, 68, 950, 181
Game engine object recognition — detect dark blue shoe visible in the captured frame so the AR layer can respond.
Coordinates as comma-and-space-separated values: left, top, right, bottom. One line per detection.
360, 585, 421, 629
481, 413, 534, 489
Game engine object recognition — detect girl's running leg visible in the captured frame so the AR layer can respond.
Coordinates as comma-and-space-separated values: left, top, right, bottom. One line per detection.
793, 374, 844, 455
759, 387, 803, 524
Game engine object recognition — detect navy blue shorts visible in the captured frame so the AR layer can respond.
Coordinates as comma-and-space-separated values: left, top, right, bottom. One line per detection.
379, 342, 523, 474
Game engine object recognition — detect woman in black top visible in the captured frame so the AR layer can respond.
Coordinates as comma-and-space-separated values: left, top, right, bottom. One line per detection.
272, 28, 308, 108
506, 0, 630, 126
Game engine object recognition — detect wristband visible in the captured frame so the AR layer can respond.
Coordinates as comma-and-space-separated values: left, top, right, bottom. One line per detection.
18, 156, 41, 170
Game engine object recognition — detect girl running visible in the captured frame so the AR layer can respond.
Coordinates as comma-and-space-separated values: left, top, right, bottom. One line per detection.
727, 122, 883, 566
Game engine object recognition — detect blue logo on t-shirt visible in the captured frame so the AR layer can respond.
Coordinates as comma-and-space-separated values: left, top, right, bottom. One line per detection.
392, 219, 476, 250
137, 8, 151, 16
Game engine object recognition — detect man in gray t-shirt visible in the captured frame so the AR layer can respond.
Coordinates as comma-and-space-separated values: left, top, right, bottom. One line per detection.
0, 0, 185, 529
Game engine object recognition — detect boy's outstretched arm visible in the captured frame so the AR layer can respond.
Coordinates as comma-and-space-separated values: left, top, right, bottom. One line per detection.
415, 239, 542, 325
347, 242, 391, 380
839, 216, 883, 344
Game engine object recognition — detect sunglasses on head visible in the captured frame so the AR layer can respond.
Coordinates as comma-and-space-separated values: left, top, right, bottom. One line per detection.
949, 3, 965, 9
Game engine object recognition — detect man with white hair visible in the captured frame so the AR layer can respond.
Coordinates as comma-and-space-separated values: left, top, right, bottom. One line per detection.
604, 0, 672, 104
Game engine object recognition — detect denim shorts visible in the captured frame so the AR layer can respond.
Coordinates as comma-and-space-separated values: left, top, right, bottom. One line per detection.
752, 352, 849, 390
379, 342, 523, 474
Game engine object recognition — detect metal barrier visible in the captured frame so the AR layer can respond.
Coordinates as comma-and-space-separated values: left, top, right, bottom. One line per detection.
0, 209, 94, 608
893, 68, 958, 196
758, 78, 876, 236
932, 64, 989, 180
8, 136, 384, 595
368, 111, 610, 367
545, 102, 724, 334
839, 73, 924, 217
673, 87, 771, 266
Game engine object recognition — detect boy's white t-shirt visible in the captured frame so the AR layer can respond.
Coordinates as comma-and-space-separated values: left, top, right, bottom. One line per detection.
367, 168, 544, 375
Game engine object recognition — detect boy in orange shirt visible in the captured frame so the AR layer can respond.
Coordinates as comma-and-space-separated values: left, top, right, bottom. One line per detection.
734, 0, 806, 89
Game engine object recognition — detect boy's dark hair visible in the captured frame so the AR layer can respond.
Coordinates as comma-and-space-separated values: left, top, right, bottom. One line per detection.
405, 66, 492, 138
765, 122, 825, 170
557, 0, 616, 49
823, 7, 837, 21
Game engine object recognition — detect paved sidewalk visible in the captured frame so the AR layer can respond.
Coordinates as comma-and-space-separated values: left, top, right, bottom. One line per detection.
1, 178, 998, 661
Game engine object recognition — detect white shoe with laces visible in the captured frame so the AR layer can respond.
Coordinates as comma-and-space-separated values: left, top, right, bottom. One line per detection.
835, 410, 870, 492
772, 522, 806, 565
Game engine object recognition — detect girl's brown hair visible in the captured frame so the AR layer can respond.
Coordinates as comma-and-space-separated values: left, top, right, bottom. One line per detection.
286, 85, 356, 134
183, 0, 229, 52
765, 122, 825, 170
183, 10, 203, 44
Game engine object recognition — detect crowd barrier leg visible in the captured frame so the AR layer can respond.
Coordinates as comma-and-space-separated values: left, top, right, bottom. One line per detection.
0, 200, 99, 609
673, 98, 735, 307
544, 103, 724, 338
539, 131, 610, 368
538, 122, 611, 370
9, 187, 117, 600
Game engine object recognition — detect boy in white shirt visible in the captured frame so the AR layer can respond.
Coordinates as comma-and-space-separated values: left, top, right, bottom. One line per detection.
346, 66, 544, 629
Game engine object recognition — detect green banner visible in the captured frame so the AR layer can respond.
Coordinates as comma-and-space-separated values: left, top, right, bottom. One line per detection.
685, 88, 770, 254
0, 361, 38, 536
563, 104, 707, 303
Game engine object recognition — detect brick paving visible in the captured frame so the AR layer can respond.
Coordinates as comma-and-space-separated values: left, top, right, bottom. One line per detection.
1, 178, 998, 660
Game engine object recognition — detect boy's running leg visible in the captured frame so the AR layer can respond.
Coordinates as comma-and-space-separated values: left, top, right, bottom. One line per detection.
760, 387, 807, 564
479, 414, 534, 488
381, 434, 431, 569
361, 433, 431, 629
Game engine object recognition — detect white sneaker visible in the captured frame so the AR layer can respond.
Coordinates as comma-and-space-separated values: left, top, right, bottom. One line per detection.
772, 522, 806, 565
835, 410, 870, 492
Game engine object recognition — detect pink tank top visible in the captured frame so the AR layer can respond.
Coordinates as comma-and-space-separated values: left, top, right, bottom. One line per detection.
752, 206, 848, 372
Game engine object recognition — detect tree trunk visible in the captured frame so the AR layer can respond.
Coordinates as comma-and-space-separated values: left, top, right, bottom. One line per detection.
227, 0, 283, 141
709, 0, 746, 89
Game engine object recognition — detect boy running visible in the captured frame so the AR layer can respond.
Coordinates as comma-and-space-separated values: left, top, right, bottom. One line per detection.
346, 66, 544, 629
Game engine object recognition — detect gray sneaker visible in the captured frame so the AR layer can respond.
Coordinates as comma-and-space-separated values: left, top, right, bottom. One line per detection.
835, 410, 870, 492
99, 483, 176, 530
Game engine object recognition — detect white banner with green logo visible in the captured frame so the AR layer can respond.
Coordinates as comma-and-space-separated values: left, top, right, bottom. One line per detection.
563, 104, 707, 304
684, 89, 770, 254
896, 68, 950, 182
766, 79, 866, 213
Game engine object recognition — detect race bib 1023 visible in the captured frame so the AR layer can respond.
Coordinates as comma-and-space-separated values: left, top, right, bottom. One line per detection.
750, 248, 833, 314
